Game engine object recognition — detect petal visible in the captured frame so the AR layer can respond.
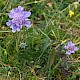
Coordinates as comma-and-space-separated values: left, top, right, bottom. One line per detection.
64, 45, 68, 49
12, 29, 16, 33
24, 20, 31, 28
68, 41, 73, 44
23, 11, 31, 18
17, 28, 20, 31
10, 25, 13, 28
66, 51, 71, 55
18, 6, 24, 11
68, 41, 75, 46
9, 14, 13, 18
68, 50, 75, 53
9, 9, 15, 18
11, 25, 17, 32
10, 25, 17, 32
17, 25, 22, 31
70, 50, 75, 53
74, 47, 79, 51
6, 20, 12, 26
10, 9, 15, 14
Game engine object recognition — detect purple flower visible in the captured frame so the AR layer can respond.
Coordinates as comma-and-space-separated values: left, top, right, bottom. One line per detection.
6, 6, 31, 32
64, 41, 78, 55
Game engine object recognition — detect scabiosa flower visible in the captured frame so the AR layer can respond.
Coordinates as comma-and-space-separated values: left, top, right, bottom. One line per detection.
6, 6, 31, 32
64, 41, 78, 55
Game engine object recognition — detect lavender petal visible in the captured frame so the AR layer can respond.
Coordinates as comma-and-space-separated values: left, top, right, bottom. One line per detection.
23, 11, 31, 18
6, 20, 12, 26
24, 20, 31, 28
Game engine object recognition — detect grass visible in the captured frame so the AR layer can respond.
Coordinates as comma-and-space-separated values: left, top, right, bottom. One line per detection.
0, 0, 80, 80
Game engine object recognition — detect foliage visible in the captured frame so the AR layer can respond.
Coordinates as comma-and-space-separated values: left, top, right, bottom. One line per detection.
0, 0, 80, 80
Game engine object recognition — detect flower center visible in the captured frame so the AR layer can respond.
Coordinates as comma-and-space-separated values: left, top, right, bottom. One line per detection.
68, 46, 74, 50
13, 12, 24, 24
15, 12, 23, 20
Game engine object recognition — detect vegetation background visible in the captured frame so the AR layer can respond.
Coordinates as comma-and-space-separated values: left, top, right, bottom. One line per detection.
0, 0, 80, 80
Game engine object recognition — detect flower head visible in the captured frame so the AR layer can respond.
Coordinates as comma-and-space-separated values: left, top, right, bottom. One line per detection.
19, 42, 27, 48
73, 2, 79, 5
6, 6, 31, 32
69, 11, 74, 17
64, 41, 78, 55
73, 2, 78, 8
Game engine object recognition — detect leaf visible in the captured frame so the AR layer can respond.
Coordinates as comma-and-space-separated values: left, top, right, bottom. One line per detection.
47, 49, 56, 68
35, 65, 41, 68
32, 76, 37, 80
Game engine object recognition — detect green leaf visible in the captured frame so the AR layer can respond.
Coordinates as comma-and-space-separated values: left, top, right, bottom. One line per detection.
32, 76, 37, 80
48, 49, 56, 68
